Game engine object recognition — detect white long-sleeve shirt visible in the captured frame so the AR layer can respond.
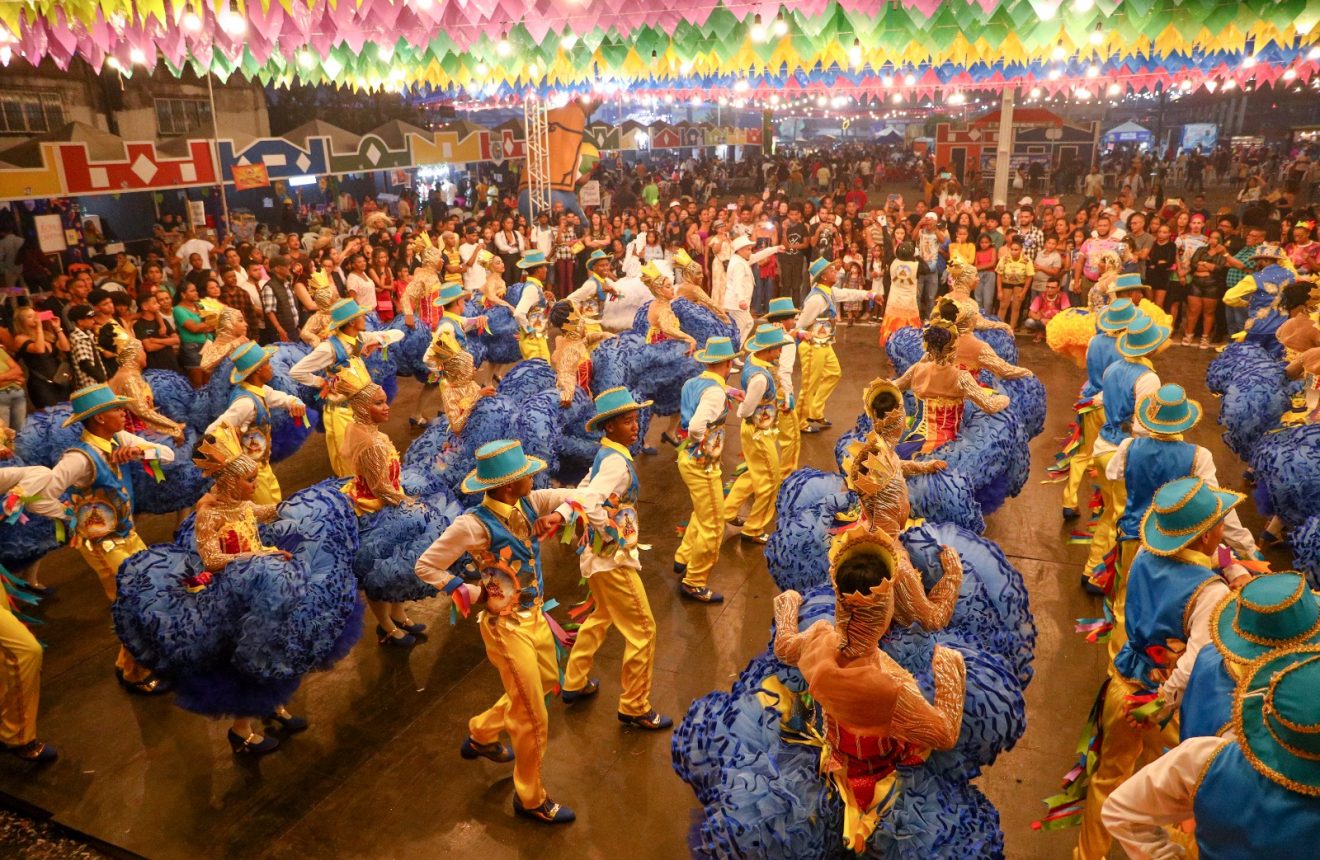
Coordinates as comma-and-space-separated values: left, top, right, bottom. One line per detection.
777, 340, 797, 407
288, 329, 404, 388
460, 242, 486, 294
1102, 735, 1231, 859
493, 230, 526, 257
796, 286, 875, 330
204, 385, 303, 437
1105, 440, 1258, 557
722, 249, 778, 311
1159, 576, 1231, 707
46, 431, 176, 511
1091, 368, 1161, 457
513, 279, 545, 331
0, 465, 68, 520
686, 380, 728, 442
737, 370, 771, 420
346, 272, 375, 310
553, 441, 637, 576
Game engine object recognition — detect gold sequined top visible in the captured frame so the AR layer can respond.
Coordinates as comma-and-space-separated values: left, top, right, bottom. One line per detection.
109, 357, 185, 440
194, 495, 279, 571
341, 420, 409, 514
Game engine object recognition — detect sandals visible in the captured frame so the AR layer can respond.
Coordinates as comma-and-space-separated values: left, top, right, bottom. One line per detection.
116, 669, 172, 697
227, 729, 279, 756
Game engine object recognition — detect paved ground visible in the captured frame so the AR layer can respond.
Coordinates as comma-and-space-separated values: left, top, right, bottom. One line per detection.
0, 325, 1266, 859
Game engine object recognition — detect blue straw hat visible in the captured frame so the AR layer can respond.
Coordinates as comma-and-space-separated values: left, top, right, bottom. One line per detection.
1135, 383, 1202, 436
586, 249, 613, 266
584, 386, 653, 432
229, 342, 277, 384
64, 384, 131, 427
1116, 314, 1171, 358
764, 297, 799, 321
1214, 573, 1320, 664
1140, 477, 1244, 556
460, 439, 548, 494
433, 282, 466, 307
694, 336, 737, 364
744, 323, 793, 354
328, 298, 370, 330
1096, 298, 1143, 334
516, 250, 549, 269
1107, 272, 1150, 296
808, 257, 831, 281
1235, 644, 1320, 795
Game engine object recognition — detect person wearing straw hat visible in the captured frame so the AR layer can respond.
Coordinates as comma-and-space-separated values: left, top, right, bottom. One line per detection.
44, 384, 176, 696
724, 325, 793, 545
1059, 299, 1144, 521
1104, 643, 1320, 858
1101, 384, 1260, 657
564, 249, 620, 323
512, 250, 553, 361
413, 440, 578, 824
1083, 313, 1170, 595
724, 235, 782, 347
1179, 572, 1320, 741
673, 336, 739, 603
1223, 242, 1297, 337
765, 297, 802, 476
535, 388, 673, 732
288, 298, 403, 476
421, 282, 492, 433
795, 258, 878, 434
1070, 476, 1250, 860
206, 342, 307, 504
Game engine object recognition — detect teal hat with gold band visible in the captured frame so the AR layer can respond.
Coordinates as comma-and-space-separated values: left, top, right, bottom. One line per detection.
694, 336, 737, 364
64, 384, 131, 427
433, 282, 466, 308
459, 439, 547, 494
1116, 314, 1170, 358
585, 386, 653, 433
1096, 298, 1144, 334
229, 341, 277, 384
586, 249, 612, 267
328, 298, 370, 330
1235, 644, 1320, 796
1107, 272, 1150, 296
1214, 573, 1320, 664
744, 323, 793, 354
808, 257, 831, 281
1140, 476, 1244, 556
1135, 383, 1202, 436
764, 297, 799, 321
516, 250, 549, 269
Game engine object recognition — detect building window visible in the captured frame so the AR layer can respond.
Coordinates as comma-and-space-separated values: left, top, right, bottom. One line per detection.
0, 92, 66, 135
155, 97, 212, 136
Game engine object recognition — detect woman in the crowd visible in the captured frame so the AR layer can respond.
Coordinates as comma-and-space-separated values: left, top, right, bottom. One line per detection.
10, 305, 70, 410
173, 281, 216, 387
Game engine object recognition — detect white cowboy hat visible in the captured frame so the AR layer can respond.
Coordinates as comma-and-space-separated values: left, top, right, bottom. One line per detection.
731, 235, 755, 253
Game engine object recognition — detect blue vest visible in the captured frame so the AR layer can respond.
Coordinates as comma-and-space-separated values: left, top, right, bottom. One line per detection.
807, 286, 837, 319
1180, 646, 1237, 741
328, 333, 356, 373
1099, 359, 1151, 446
1193, 742, 1320, 859
1114, 550, 1218, 691
680, 374, 728, 431
589, 445, 639, 505
436, 314, 469, 351
1117, 437, 1197, 541
805, 286, 837, 344
66, 438, 135, 542
1082, 331, 1122, 398
469, 498, 543, 610
1248, 263, 1294, 316
740, 361, 777, 406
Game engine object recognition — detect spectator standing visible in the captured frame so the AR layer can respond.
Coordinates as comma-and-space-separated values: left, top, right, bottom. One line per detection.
10, 306, 69, 409
67, 304, 106, 390
132, 291, 182, 374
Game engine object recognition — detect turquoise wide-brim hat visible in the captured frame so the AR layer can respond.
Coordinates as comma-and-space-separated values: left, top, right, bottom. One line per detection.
1096, 299, 1143, 334
694, 336, 737, 364
229, 342, 277, 384
460, 439, 547, 494
1140, 476, 1244, 556
1107, 271, 1150, 295
63, 384, 132, 427
516, 250, 549, 269
764, 297, 799, 321
1135, 383, 1202, 436
1214, 573, 1320, 664
1116, 315, 1170, 358
744, 323, 793, 354
586, 249, 612, 266
433, 283, 466, 307
1236, 644, 1320, 796
584, 386, 653, 432
808, 257, 831, 281
328, 298, 370, 330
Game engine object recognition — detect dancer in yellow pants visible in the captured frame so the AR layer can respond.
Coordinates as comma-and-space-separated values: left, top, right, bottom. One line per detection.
512, 250, 553, 361
765, 297, 801, 477
544, 388, 671, 730
796, 258, 877, 433
414, 439, 577, 824
673, 337, 736, 604
289, 299, 403, 477
725, 325, 792, 543
47, 385, 174, 695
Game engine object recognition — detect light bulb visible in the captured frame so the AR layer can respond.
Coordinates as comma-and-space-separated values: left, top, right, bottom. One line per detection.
1029, 86, 1042, 97
298, 50, 315, 69
107, 56, 123, 70
1089, 29, 1103, 46
562, 33, 578, 50
904, 73, 916, 85
750, 15, 767, 43
1242, 54, 1257, 68
475, 61, 488, 76
1106, 82, 1121, 95
218, 7, 246, 36
182, 12, 202, 32
1048, 68, 1062, 80
1284, 68, 1298, 80
891, 93, 902, 104
414, 0, 433, 8
1309, 46, 1320, 61
1086, 65, 1099, 78
848, 39, 862, 66
497, 32, 512, 56
1223, 78, 1237, 89
1051, 43, 1066, 61
130, 47, 146, 65
1039, 2, 1057, 20
881, 74, 893, 87
1074, 0, 1094, 11
773, 16, 789, 37
816, 95, 827, 106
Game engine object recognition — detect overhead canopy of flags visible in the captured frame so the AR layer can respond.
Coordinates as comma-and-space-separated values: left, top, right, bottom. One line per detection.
4, 0, 1317, 98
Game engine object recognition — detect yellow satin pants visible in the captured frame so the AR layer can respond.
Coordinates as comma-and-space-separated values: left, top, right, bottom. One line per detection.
1109, 540, 1140, 665
563, 566, 656, 717
470, 609, 560, 809
1063, 407, 1105, 510
1075, 674, 1180, 860
324, 403, 353, 477
1084, 450, 1126, 584
253, 461, 282, 506
77, 531, 151, 683
724, 422, 781, 538
518, 333, 551, 362
798, 342, 841, 426
675, 450, 725, 590
0, 603, 42, 746
778, 407, 801, 478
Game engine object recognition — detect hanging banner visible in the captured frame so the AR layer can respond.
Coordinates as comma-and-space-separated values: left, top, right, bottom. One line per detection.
232, 163, 271, 190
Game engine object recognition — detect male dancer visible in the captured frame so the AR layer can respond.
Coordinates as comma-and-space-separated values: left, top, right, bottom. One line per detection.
796, 258, 877, 433
724, 324, 792, 544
